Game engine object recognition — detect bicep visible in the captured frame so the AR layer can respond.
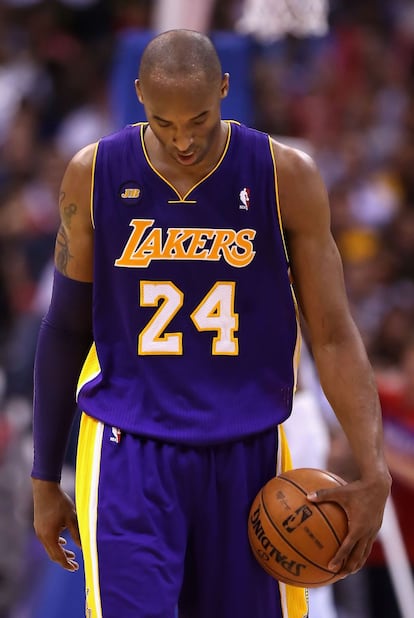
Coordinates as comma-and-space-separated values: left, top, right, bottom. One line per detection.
289, 227, 354, 345
54, 145, 96, 282
277, 143, 355, 345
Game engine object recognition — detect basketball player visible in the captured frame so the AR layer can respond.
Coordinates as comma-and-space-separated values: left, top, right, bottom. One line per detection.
31, 29, 391, 618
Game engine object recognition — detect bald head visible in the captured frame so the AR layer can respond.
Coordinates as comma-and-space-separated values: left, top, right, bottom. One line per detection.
139, 29, 222, 88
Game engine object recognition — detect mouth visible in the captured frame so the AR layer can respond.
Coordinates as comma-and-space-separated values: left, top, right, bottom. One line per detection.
176, 150, 197, 165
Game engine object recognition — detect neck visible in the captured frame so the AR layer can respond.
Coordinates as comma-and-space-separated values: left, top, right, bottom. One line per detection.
144, 121, 229, 179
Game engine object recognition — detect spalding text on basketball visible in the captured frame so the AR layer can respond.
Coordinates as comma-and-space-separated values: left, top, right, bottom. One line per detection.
250, 506, 306, 577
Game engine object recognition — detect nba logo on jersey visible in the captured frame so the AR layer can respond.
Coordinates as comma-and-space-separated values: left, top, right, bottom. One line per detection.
110, 427, 122, 444
239, 187, 250, 210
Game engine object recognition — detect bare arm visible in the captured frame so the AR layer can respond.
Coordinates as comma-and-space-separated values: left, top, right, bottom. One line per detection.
32, 143, 96, 571
274, 140, 391, 574
55, 143, 96, 281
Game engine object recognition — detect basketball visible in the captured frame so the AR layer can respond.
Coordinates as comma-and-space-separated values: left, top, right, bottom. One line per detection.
248, 468, 348, 588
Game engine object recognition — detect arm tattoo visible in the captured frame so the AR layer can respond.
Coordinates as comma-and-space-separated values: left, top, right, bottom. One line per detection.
55, 224, 73, 276
60, 192, 77, 228
56, 193, 79, 275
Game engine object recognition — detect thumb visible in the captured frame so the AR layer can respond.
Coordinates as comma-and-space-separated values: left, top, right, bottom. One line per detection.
307, 487, 341, 503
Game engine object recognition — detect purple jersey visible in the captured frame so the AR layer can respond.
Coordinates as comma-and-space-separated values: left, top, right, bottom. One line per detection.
77, 121, 300, 443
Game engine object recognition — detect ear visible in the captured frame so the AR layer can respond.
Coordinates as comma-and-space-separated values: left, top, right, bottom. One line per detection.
220, 73, 230, 99
135, 79, 144, 104
220, 73, 230, 100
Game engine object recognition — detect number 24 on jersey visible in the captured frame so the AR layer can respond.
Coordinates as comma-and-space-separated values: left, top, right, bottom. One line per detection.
138, 281, 239, 356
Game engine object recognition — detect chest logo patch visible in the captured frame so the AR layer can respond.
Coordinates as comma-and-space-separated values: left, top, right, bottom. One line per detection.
119, 181, 141, 202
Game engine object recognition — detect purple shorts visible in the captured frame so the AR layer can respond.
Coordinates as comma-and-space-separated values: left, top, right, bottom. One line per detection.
76, 414, 308, 618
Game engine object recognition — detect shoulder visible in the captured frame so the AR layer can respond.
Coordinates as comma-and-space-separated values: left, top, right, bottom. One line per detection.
271, 138, 322, 191
270, 137, 330, 233
60, 142, 98, 209
65, 142, 98, 179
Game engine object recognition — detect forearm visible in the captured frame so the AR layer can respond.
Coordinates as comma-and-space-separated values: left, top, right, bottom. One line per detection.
32, 320, 91, 481
312, 333, 388, 478
32, 270, 93, 482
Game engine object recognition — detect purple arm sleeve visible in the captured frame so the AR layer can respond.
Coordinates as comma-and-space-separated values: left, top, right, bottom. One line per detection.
32, 269, 93, 482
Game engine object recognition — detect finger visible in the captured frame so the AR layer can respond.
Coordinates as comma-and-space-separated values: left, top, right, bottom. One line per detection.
347, 536, 375, 573
337, 539, 364, 573
55, 546, 79, 572
328, 533, 356, 572
329, 534, 372, 574
67, 517, 82, 549
58, 539, 76, 560
307, 487, 344, 503
43, 536, 79, 571
51, 547, 79, 571
58, 534, 80, 569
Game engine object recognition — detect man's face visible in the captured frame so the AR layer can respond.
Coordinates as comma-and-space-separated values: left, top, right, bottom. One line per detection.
136, 73, 229, 168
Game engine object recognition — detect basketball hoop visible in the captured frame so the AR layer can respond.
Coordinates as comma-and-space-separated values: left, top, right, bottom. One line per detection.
236, 0, 329, 42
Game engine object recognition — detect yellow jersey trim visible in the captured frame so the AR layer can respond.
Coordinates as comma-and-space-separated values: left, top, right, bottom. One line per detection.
76, 343, 101, 399
139, 120, 233, 202
269, 136, 302, 393
90, 142, 99, 230
76, 413, 104, 618
277, 425, 309, 617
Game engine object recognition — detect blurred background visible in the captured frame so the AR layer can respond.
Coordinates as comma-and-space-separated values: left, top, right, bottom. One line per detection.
0, 0, 414, 616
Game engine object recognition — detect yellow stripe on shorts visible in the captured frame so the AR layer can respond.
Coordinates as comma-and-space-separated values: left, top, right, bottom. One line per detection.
76, 343, 101, 400
277, 425, 309, 618
76, 413, 104, 618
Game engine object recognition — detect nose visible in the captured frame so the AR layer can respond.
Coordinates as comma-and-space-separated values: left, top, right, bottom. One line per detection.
173, 129, 194, 152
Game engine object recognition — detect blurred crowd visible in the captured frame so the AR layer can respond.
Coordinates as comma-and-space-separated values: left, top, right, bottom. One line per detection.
0, 0, 414, 617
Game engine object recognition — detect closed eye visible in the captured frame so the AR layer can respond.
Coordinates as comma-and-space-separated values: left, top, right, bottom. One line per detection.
193, 113, 208, 125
